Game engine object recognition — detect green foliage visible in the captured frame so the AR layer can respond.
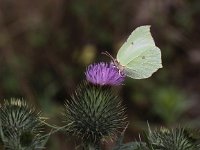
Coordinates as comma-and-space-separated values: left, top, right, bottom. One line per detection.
152, 86, 187, 124
112, 132, 144, 150
129, 79, 187, 124
64, 82, 127, 146
0, 98, 49, 150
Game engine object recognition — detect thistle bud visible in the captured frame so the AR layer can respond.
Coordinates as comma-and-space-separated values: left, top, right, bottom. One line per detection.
64, 82, 126, 147
0, 98, 48, 149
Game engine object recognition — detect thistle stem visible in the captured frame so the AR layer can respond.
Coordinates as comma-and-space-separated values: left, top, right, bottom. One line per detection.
0, 119, 5, 140
83, 142, 101, 150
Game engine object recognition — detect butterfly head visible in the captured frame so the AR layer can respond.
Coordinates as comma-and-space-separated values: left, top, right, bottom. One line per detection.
102, 51, 125, 73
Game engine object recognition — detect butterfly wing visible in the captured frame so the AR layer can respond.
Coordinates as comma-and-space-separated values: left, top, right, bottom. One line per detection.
117, 25, 162, 79
124, 46, 162, 79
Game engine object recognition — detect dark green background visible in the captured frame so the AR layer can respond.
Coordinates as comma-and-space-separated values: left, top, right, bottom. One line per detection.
0, 0, 199, 149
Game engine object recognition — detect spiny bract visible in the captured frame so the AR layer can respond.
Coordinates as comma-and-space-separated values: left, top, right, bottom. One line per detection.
64, 82, 127, 145
139, 127, 200, 150
0, 98, 48, 150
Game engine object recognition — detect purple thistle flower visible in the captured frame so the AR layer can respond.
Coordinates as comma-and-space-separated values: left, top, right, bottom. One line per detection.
85, 62, 125, 86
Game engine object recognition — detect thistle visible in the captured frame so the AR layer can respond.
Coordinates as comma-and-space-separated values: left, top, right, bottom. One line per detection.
0, 98, 48, 150
85, 62, 125, 86
139, 126, 200, 150
64, 82, 126, 148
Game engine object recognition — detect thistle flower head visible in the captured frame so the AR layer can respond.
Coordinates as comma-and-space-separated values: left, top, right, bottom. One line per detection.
0, 98, 48, 149
85, 62, 125, 86
139, 126, 200, 150
64, 82, 126, 145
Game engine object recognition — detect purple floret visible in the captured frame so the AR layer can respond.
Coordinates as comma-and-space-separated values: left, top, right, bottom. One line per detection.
85, 62, 125, 86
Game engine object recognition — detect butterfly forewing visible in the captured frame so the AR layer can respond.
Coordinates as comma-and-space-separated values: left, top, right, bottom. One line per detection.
117, 25, 155, 65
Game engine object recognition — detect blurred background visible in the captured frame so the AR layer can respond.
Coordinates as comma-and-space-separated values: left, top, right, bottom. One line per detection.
0, 0, 200, 149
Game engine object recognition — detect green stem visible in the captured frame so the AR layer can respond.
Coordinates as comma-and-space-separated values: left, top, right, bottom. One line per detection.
84, 142, 101, 150
87, 145, 96, 150
0, 119, 5, 140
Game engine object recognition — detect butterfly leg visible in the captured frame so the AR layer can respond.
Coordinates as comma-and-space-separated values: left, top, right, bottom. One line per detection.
118, 69, 124, 76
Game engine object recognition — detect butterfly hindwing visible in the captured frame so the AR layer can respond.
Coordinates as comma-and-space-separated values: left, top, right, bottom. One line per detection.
124, 46, 162, 79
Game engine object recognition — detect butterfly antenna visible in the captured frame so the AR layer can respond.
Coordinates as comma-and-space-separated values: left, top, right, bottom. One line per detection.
101, 51, 115, 62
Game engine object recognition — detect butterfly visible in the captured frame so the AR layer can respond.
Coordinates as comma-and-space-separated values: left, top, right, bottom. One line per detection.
103, 25, 162, 79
